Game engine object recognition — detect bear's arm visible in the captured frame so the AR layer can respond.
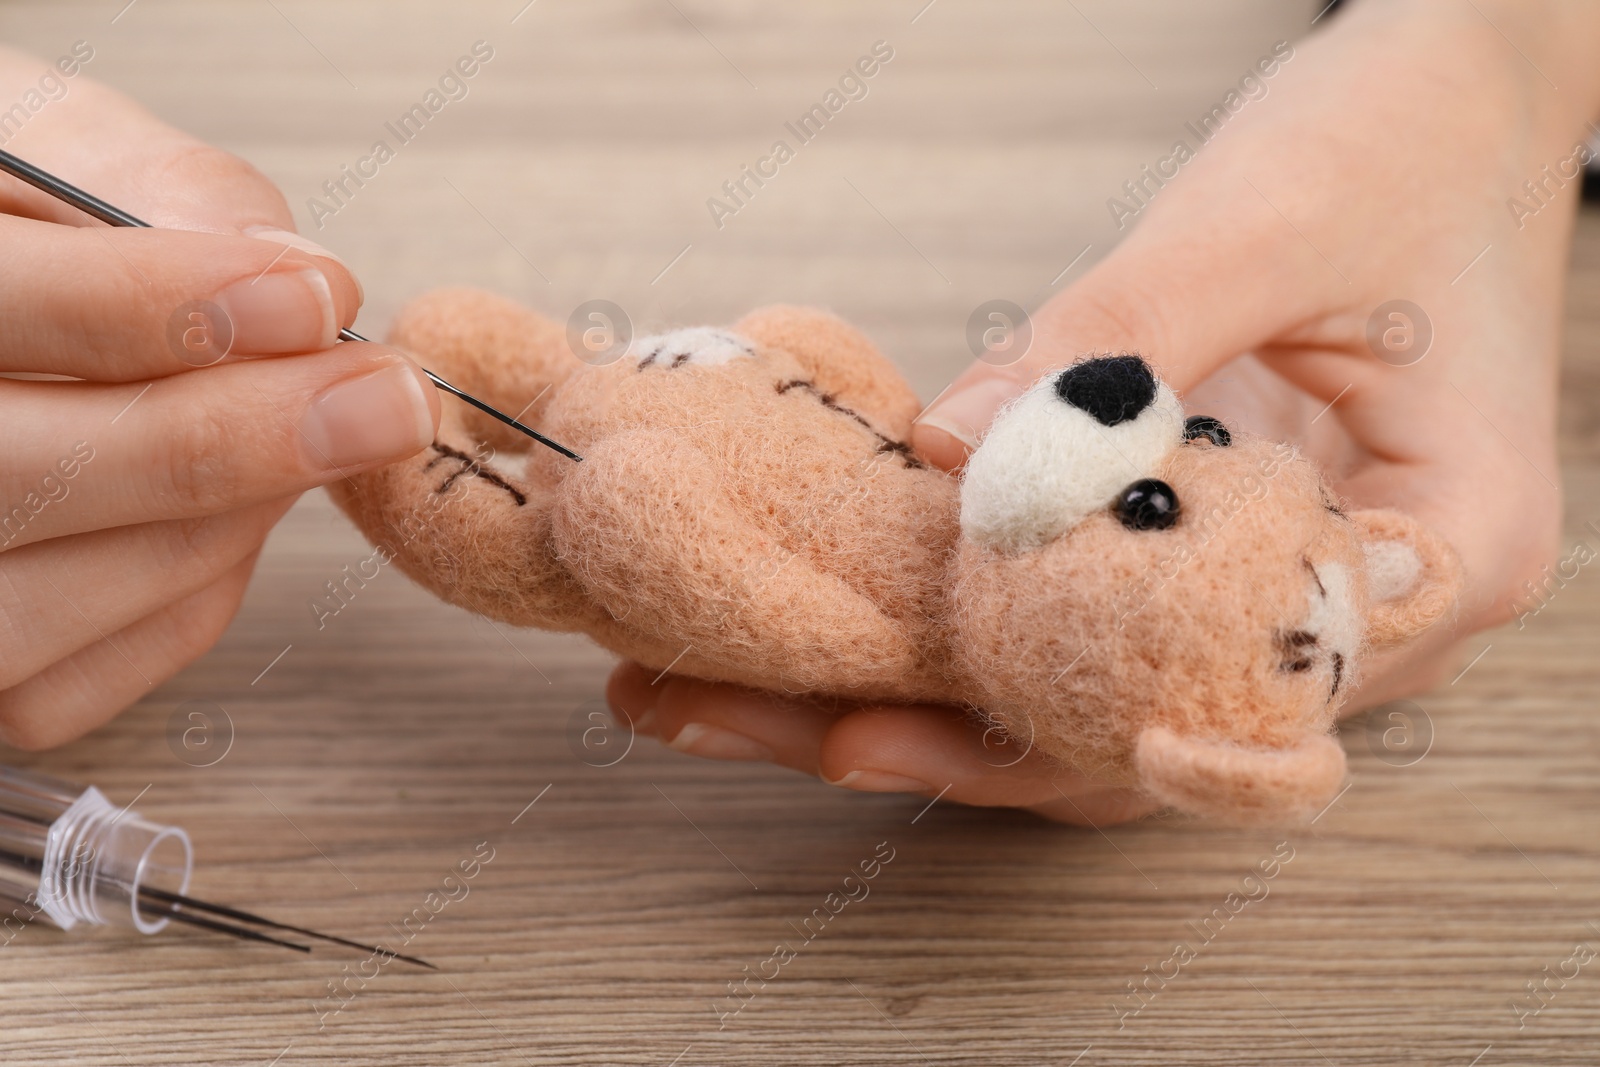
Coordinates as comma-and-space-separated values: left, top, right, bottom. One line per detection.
550, 428, 923, 694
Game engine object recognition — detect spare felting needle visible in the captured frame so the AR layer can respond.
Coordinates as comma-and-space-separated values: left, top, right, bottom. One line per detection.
0, 765, 433, 966
0, 863, 312, 953
0, 841, 313, 956
0, 145, 582, 463
138, 884, 436, 969
141, 900, 313, 954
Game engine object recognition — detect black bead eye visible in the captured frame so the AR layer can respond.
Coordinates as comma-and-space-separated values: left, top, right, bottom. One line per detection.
1184, 415, 1231, 447
1116, 479, 1181, 530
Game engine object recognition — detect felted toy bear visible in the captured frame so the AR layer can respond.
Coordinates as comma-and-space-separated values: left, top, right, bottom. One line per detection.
330, 288, 1462, 824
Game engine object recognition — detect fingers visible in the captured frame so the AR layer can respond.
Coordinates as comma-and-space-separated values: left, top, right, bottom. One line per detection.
605, 663, 1156, 827
0, 216, 359, 378
912, 264, 1187, 471
813, 705, 1139, 816
910, 212, 1331, 472
0, 45, 295, 234
819, 706, 1157, 825
608, 664, 837, 776
0, 547, 261, 751
908, 33, 1369, 473
0, 497, 295, 690
0, 46, 360, 343
0, 343, 441, 549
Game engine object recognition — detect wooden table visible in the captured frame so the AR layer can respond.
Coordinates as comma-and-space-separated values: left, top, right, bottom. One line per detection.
1, 1, 1597, 1063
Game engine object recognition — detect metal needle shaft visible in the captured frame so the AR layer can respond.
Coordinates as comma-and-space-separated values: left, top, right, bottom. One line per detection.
145, 901, 314, 954
0, 145, 580, 462
138, 883, 436, 969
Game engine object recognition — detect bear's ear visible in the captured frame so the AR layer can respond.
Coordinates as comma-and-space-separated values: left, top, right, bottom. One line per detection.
1135, 726, 1347, 824
1347, 509, 1463, 649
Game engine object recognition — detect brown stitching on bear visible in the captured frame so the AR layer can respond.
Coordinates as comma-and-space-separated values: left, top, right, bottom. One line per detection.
1276, 628, 1319, 673
424, 442, 528, 506
775, 379, 925, 470
875, 439, 921, 463
1302, 556, 1326, 596
637, 349, 696, 371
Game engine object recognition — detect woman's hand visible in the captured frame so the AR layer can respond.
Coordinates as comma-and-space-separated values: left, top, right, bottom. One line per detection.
0, 46, 440, 749
607, 0, 1600, 825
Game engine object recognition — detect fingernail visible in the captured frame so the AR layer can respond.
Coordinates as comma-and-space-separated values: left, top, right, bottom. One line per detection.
299, 361, 434, 470
245, 225, 364, 305
912, 373, 1025, 450
632, 709, 658, 734
244, 226, 347, 267
824, 769, 933, 793
668, 723, 775, 762
214, 267, 337, 354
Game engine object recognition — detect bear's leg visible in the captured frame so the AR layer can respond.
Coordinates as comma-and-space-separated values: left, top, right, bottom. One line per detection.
389, 287, 578, 456
327, 289, 601, 631
326, 437, 600, 632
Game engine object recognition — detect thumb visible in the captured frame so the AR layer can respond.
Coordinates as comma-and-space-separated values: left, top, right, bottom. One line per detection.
910, 202, 1328, 472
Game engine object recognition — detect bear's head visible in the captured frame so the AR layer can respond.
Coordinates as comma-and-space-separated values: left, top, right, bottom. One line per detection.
953, 355, 1461, 822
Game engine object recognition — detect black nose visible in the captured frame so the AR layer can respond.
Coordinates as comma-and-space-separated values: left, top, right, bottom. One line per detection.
1053, 355, 1157, 426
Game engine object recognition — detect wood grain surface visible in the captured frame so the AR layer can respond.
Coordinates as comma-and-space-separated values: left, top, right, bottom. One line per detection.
0, 2, 1597, 1064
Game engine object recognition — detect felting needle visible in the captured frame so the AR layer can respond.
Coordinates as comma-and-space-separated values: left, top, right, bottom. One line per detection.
143, 901, 314, 954
0, 830, 430, 965
138, 884, 436, 969
0, 145, 582, 463
0, 844, 312, 954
